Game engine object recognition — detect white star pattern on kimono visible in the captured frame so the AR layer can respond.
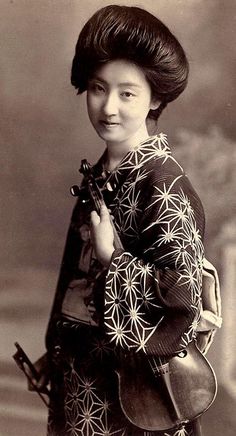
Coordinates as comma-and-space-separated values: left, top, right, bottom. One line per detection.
104, 134, 204, 354
105, 257, 164, 352
164, 426, 189, 436
64, 369, 126, 436
48, 133, 204, 436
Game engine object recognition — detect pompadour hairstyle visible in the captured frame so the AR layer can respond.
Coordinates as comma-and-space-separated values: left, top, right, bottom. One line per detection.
71, 5, 189, 120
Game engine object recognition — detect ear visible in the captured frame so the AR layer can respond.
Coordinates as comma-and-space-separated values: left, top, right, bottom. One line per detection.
150, 98, 161, 111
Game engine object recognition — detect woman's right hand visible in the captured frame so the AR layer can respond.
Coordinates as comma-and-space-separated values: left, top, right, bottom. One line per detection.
27, 353, 50, 393
90, 203, 115, 267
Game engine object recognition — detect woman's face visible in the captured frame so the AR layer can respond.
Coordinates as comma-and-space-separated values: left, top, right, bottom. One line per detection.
86, 59, 158, 150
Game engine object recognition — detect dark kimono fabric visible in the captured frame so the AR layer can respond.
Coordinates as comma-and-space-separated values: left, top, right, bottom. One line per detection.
46, 134, 205, 436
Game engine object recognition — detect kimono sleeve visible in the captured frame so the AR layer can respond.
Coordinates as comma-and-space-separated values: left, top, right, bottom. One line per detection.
104, 171, 205, 357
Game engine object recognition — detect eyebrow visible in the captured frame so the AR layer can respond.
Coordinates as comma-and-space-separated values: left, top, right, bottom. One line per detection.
90, 76, 142, 88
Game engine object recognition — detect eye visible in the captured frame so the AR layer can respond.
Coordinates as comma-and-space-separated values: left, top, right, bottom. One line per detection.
95, 84, 105, 92
121, 91, 136, 98
88, 82, 105, 94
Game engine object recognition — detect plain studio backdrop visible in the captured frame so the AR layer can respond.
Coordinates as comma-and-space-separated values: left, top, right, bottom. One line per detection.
0, 0, 236, 435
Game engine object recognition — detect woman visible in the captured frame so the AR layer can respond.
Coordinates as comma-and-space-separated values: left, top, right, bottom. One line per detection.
34, 5, 208, 435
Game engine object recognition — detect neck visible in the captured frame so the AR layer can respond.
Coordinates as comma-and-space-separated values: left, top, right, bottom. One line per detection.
105, 126, 150, 171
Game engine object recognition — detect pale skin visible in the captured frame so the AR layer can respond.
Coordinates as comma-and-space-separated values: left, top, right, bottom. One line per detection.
90, 203, 115, 267
88, 59, 159, 267
29, 59, 160, 391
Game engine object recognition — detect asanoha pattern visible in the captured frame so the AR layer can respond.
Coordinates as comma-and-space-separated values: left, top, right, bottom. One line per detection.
47, 134, 204, 435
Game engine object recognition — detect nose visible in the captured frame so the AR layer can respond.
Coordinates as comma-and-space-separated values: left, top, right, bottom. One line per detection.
103, 91, 118, 116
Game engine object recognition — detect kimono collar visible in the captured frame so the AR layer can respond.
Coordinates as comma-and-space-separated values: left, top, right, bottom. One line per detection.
93, 133, 172, 190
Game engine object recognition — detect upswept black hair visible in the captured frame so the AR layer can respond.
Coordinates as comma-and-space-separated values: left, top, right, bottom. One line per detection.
71, 5, 189, 120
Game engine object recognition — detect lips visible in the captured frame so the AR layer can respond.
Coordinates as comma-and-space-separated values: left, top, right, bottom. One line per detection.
100, 120, 120, 127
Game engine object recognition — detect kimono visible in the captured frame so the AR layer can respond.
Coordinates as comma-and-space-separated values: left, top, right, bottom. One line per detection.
46, 134, 205, 436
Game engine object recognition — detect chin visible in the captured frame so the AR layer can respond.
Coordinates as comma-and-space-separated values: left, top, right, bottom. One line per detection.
95, 129, 123, 143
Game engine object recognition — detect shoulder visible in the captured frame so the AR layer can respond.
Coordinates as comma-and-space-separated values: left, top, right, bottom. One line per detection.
137, 133, 183, 175
138, 134, 184, 186
139, 135, 205, 213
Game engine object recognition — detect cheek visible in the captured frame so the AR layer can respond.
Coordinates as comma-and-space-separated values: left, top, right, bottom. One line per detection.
126, 95, 152, 119
125, 104, 150, 122
87, 104, 97, 124
87, 94, 99, 116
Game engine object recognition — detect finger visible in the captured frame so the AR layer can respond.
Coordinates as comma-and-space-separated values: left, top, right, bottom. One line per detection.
37, 374, 49, 391
90, 210, 100, 226
28, 378, 38, 391
99, 203, 110, 221
29, 374, 48, 392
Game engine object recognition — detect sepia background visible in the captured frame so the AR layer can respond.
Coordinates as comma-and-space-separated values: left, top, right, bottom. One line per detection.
1, 0, 236, 434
